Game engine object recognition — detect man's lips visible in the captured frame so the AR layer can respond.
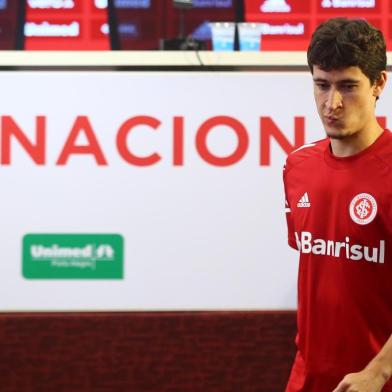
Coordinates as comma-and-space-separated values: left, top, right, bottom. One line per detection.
324, 115, 340, 124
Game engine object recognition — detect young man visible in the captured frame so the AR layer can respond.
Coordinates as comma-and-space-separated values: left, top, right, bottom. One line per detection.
283, 18, 392, 392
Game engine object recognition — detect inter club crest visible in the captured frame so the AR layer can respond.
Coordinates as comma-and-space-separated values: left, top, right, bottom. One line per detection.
349, 193, 378, 225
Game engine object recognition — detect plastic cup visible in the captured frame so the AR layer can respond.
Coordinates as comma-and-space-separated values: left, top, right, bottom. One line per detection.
238, 22, 262, 51
209, 22, 236, 52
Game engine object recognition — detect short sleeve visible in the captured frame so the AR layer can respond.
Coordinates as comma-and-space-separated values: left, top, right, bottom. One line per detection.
283, 164, 298, 250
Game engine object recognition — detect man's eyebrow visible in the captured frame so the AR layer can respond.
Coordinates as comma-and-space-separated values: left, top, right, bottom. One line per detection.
313, 77, 360, 83
313, 78, 328, 83
337, 79, 360, 84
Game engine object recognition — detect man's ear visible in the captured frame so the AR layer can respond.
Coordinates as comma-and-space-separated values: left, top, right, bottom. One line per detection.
373, 71, 387, 99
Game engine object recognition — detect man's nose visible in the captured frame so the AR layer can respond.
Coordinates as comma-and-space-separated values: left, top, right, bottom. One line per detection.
325, 88, 343, 111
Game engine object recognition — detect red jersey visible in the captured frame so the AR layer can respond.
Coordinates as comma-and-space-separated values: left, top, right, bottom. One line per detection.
283, 130, 392, 392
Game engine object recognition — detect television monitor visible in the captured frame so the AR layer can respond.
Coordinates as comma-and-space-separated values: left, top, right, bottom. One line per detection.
109, 0, 241, 50
108, 0, 165, 50
164, 0, 240, 49
244, 0, 384, 51
24, 0, 110, 50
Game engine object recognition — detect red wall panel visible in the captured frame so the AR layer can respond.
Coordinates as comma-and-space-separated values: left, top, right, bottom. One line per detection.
0, 311, 296, 391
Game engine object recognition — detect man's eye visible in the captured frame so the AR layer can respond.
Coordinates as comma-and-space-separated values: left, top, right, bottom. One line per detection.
316, 83, 329, 90
342, 84, 356, 90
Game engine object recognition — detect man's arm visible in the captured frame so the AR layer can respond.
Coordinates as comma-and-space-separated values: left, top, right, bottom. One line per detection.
333, 333, 392, 392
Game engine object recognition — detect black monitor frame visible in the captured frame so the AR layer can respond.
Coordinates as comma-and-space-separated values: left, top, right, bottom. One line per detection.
16, 0, 26, 49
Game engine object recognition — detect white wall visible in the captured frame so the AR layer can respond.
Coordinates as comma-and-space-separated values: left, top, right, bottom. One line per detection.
0, 71, 389, 311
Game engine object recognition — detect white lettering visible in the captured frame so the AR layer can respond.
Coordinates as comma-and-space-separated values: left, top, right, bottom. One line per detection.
335, 242, 345, 257
114, 0, 150, 8
31, 244, 92, 258
295, 231, 386, 264
350, 245, 363, 261
327, 240, 335, 256
345, 237, 350, 259
380, 241, 385, 263
301, 231, 312, 253
28, 0, 75, 9
30, 244, 114, 261
24, 21, 80, 37
312, 239, 325, 255
364, 246, 378, 263
321, 0, 375, 8
259, 23, 304, 36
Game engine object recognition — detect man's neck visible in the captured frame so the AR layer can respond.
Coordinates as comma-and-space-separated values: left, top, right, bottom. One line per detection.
330, 123, 384, 158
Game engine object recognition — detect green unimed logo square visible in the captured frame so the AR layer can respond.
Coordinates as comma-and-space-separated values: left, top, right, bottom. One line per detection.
22, 234, 124, 279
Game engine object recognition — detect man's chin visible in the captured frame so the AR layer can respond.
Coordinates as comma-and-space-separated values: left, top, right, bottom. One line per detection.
325, 126, 348, 140
327, 133, 347, 140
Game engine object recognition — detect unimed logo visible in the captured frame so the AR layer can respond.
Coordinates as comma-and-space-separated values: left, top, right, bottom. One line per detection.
22, 234, 124, 279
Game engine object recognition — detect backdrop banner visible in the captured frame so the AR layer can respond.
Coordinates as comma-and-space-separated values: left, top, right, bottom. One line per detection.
0, 71, 389, 311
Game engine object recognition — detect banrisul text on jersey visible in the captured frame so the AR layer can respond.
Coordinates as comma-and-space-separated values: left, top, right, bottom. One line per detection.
295, 231, 385, 263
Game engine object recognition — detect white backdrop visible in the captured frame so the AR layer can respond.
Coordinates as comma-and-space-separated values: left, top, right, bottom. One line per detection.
0, 71, 389, 311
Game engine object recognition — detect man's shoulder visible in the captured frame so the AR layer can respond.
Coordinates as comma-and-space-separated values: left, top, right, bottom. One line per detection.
375, 130, 392, 169
284, 138, 328, 173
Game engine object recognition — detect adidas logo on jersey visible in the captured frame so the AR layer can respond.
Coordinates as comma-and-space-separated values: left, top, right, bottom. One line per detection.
297, 192, 311, 208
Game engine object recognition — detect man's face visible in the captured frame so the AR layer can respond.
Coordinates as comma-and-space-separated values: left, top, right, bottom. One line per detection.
313, 65, 380, 140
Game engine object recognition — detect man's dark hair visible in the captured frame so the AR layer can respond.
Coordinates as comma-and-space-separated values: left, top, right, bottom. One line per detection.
307, 18, 386, 84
